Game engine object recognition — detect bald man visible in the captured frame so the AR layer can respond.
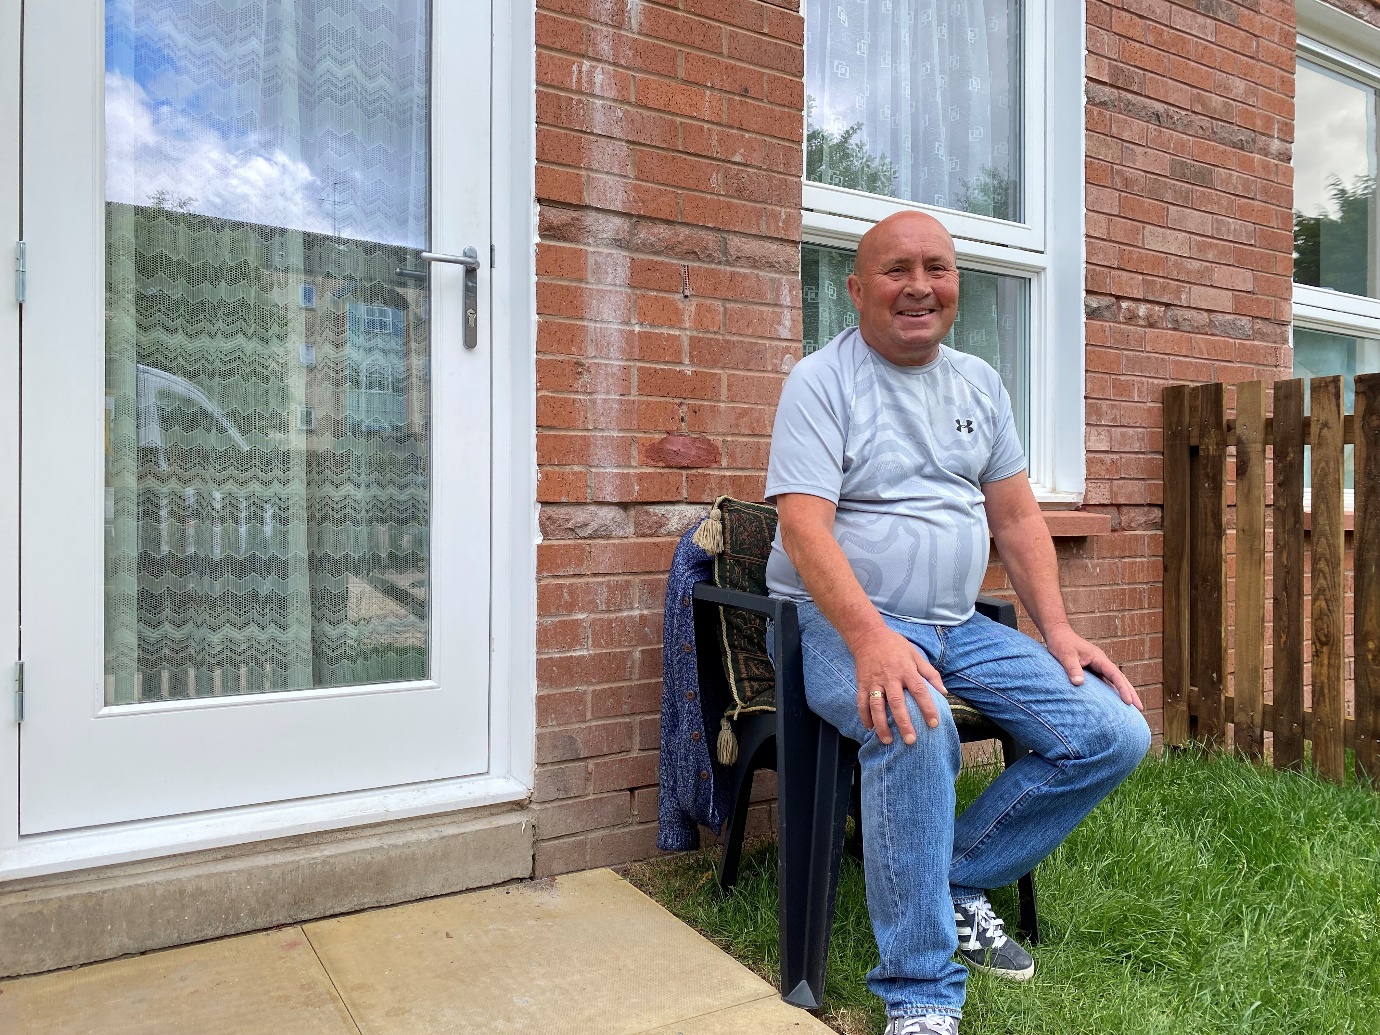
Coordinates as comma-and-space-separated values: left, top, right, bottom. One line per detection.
766, 212, 1150, 1035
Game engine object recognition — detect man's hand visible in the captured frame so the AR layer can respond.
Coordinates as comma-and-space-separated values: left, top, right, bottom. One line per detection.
851, 627, 946, 744
1042, 623, 1143, 711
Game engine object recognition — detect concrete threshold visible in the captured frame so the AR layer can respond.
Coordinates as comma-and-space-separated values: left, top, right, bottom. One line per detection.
0, 868, 833, 1035
0, 804, 533, 978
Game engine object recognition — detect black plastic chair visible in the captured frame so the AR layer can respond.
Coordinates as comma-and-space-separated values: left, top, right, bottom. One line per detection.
692, 583, 1039, 1011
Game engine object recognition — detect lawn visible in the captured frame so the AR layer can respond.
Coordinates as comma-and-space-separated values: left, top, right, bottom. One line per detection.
626, 750, 1380, 1035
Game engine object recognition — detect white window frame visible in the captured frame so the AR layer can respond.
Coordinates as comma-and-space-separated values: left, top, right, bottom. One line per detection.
801, 0, 1086, 501
1294, 1, 1380, 335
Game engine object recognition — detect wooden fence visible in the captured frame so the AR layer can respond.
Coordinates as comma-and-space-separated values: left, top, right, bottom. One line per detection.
1163, 376, 1379, 783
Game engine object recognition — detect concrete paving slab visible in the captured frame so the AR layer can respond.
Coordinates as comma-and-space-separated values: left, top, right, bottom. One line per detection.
638, 996, 835, 1034
0, 927, 359, 1035
303, 868, 785, 1035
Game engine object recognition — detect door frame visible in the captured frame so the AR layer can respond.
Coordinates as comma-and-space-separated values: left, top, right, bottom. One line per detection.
0, 0, 536, 879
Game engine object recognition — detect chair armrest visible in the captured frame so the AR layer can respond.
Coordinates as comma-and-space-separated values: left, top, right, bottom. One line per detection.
975, 595, 1017, 630
692, 582, 787, 622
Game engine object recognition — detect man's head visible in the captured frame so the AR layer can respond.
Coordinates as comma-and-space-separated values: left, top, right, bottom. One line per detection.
847, 211, 959, 366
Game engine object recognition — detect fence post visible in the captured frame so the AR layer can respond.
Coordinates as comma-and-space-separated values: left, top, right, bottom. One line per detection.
1162, 385, 1192, 747
1192, 382, 1227, 746
1272, 378, 1306, 771
1310, 375, 1346, 782
1354, 373, 1380, 781
1234, 381, 1266, 759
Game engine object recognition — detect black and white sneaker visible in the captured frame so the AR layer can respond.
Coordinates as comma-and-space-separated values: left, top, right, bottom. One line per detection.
884, 1016, 959, 1035
953, 896, 1035, 981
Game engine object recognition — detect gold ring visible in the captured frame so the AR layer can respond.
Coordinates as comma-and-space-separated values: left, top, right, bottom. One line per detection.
868, 690, 885, 699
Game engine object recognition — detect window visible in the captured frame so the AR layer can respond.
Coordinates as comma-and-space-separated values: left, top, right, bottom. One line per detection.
1293, 0, 1380, 492
801, 0, 1084, 498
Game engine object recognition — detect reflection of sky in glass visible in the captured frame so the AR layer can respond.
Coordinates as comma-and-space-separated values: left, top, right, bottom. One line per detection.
104, 0, 429, 247
1294, 60, 1374, 220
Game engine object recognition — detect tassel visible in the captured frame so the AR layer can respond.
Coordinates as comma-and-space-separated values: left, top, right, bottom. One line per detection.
717, 716, 739, 766
692, 497, 725, 555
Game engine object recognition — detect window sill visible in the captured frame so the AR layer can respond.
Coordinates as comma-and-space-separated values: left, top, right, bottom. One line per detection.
1041, 510, 1111, 537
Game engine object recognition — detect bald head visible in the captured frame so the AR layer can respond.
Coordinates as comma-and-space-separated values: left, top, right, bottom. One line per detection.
846, 211, 961, 366
854, 211, 957, 276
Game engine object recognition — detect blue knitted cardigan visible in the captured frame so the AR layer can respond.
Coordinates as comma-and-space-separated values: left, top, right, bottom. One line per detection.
657, 524, 732, 850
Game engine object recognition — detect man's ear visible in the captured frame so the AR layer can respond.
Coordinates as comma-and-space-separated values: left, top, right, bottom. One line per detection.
846, 273, 863, 310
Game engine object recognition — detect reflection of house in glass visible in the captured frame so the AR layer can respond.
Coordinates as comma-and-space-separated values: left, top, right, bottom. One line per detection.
108, 202, 430, 703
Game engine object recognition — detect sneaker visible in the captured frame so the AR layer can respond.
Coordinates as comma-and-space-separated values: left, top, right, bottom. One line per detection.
884, 1016, 959, 1035
953, 895, 1034, 980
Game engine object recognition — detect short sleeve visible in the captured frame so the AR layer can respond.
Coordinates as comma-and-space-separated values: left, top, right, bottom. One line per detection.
980, 381, 1027, 485
765, 355, 849, 504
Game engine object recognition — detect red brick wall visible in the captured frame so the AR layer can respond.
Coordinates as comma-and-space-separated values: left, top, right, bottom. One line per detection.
530, 0, 1302, 876
533, 0, 804, 875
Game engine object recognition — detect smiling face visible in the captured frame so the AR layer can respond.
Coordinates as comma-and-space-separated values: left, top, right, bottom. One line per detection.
847, 212, 960, 366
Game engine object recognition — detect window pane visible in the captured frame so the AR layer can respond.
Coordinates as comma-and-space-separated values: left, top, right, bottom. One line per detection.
800, 244, 1028, 446
104, 0, 431, 704
1293, 326, 1380, 489
1293, 59, 1378, 297
805, 0, 1023, 221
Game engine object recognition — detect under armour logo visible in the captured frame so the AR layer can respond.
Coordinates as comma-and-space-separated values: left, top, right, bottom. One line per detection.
956, 418, 974, 433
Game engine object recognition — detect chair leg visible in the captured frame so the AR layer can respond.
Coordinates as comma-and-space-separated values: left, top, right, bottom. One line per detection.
779, 720, 857, 1011
996, 731, 1040, 946
1016, 870, 1040, 945
717, 718, 777, 892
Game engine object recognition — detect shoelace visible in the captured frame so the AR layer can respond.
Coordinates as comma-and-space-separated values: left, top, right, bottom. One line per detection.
893, 1016, 958, 1035
966, 894, 1010, 954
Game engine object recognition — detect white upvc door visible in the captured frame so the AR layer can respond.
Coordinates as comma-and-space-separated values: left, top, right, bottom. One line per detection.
19, 0, 493, 834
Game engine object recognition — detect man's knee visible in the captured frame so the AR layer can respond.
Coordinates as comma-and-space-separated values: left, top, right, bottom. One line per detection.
1089, 702, 1152, 778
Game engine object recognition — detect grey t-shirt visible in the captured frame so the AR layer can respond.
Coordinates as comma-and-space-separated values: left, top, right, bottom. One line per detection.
765, 328, 1026, 625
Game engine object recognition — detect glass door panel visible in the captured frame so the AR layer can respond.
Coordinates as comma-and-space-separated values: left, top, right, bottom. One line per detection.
105, 0, 433, 704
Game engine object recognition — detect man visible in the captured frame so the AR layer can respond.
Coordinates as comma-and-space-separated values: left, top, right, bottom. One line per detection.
766, 211, 1150, 1035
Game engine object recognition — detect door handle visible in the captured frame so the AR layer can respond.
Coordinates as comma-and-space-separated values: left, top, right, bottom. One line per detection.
419, 249, 481, 351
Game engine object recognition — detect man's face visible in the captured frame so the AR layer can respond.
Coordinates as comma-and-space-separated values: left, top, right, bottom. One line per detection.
846, 214, 960, 366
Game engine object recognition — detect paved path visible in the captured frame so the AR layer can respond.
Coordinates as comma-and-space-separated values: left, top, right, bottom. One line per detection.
0, 867, 832, 1035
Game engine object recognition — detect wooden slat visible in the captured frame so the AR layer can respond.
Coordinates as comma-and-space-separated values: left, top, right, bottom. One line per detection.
1188, 386, 1202, 742
1272, 378, 1306, 771
1192, 382, 1227, 746
1354, 373, 1380, 781
1310, 375, 1347, 782
1234, 381, 1267, 759
1161, 385, 1192, 747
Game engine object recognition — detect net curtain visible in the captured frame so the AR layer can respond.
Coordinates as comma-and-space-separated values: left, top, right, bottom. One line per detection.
806, 0, 1022, 219
104, 0, 431, 705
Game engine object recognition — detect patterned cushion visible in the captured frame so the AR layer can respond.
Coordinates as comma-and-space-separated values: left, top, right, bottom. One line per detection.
704, 496, 994, 734
710, 497, 779, 715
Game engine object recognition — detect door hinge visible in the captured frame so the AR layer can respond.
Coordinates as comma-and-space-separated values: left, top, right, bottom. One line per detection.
15, 241, 26, 304
13, 660, 23, 724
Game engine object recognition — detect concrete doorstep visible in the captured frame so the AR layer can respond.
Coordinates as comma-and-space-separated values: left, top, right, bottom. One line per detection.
0, 868, 834, 1035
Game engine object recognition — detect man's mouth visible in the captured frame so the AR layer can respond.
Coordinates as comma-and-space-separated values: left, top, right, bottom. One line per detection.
896, 308, 936, 318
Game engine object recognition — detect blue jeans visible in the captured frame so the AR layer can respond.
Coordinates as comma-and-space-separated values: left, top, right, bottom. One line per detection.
794, 601, 1150, 1020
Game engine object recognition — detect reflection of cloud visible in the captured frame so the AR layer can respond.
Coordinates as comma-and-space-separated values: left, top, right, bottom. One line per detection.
1295, 61, 1374, 220
105, 71, 334, 236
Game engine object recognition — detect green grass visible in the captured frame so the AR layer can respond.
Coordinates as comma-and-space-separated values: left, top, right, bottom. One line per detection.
626, 750, 1380, 1034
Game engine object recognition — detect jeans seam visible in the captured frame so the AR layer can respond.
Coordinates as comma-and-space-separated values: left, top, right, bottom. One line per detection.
943, 670, 1078, 759
950, 756, 1063, 872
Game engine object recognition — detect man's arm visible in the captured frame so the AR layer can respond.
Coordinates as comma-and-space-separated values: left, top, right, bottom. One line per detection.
982, 473, 1144, 710
776, 492, 947, 744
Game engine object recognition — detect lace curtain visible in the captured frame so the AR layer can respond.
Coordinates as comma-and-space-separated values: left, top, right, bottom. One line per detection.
805, 0, 1023, 221
104, 0, 431, 705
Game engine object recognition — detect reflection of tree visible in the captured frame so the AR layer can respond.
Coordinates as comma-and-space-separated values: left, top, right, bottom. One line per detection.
1294, 175, 1374, 295
806, 98, 896, 195
956, 165, 1018, 222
